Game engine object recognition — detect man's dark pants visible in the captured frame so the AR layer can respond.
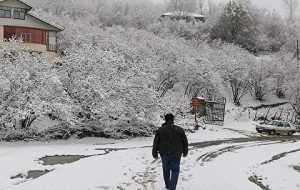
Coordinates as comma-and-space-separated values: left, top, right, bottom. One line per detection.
161, 155, 181, 190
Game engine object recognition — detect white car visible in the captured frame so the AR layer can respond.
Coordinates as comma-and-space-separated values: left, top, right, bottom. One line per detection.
255, 120, 297, 136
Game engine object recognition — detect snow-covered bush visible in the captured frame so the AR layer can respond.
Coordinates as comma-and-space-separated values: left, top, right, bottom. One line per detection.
283, 55, 300, 119
271, 51, 298, 98
59, 25, 224, 113
285, 67, 300, 121
212, 42, 255, 106
249, 58, 276, 101
148, 19, 211, 41
0, 40, 75, 131
57, 22, 259, 116
57, 27, 164, 133
281, 20, 300, 54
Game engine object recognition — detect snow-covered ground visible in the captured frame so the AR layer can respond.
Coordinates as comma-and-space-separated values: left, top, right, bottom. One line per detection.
1, 114, 300, 190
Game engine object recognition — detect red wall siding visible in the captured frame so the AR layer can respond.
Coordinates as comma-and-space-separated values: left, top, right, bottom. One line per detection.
4, 26, 46, 45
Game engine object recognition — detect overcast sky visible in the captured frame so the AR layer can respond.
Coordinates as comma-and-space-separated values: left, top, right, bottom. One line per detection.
154, 0, 298, 18
214, 0, 288, 16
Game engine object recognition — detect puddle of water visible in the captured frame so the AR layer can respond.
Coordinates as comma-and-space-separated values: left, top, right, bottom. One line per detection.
39, 155, 90, 165
11, 170, 53, 179
27, 170, 52, 179
293, 166, 300, 172
11, 174, 23, 179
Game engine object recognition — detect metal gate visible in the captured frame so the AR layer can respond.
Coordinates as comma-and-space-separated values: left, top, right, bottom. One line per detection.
205, 98, 226, 126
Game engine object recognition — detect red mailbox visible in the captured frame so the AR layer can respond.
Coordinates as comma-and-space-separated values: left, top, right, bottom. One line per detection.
192, 97, 205, 108
192, 97, 201, 107
191, 97, 206, 130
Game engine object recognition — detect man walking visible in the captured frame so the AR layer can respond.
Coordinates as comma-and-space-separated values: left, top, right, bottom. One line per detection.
152, 113, 189, 190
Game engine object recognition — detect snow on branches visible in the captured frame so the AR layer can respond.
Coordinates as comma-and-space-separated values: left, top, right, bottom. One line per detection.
0, 40, 74, 131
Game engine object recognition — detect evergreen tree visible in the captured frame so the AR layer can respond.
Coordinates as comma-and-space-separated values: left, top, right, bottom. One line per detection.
211, 1, 258, 52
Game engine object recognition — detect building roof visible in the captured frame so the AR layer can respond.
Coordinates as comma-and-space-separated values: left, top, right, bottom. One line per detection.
28, 10, 64, 31
161, 12, 206, 18
0, 0, 33, 9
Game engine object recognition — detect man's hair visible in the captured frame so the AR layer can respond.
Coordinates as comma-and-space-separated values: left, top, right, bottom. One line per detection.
164, 113, 174, 122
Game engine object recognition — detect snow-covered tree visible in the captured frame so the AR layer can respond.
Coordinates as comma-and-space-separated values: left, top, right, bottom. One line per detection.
213, 43, 255, 105
249, 58, 276, 101
198, 0, 205, 14
57, 27, 163, 125
207, 0, 219, 16
257, 10, 286, 52
282, 20, 300, 55
286, 64, 300, 119
283, 0, 299, 22
211, 1, 258, 52
166, 0, 198, 12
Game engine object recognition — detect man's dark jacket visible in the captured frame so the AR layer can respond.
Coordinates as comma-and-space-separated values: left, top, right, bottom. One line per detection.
152, 121, 188, 158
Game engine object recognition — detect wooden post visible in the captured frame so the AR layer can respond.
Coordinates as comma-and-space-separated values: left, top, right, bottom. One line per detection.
278, 108, 284, 119
254, 110, 258, 121
291, 111, 295, 123
192, 97, 200, 130
273, 111, 278, 120
286, 112, 290, 121
297, 40, 299, 61
194, 107, 200, 130
265, 107, 271, 120
194, 107, 198, 125
248, 109, 251, 119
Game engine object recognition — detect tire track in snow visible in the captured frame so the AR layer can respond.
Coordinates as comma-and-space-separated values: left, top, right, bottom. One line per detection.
224, 128, 260, 138
16, 136, 300, 189
248, 175, 271, 190
261, 149, 300, 165
195, 141, 283, 166
140, 138, 286, 189
248, 143, 300, 190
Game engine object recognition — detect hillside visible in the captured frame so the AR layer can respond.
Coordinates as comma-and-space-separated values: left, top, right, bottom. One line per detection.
0, 0, 300, 141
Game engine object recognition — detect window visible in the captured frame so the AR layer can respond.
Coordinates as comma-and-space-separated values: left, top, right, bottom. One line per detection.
47, 31, 57, 51
266, 121, 277, 125
21, 33, 31, 43
277, 122, 284, 127
0, 6, 11, 18
13, 8, 25, 20
283, 122, 291, 127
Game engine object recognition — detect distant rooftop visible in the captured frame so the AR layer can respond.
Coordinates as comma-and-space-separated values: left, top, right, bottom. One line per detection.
161, 12, 206, 19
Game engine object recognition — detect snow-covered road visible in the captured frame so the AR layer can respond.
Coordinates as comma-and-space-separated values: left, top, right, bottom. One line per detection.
1, 122, 300, 190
